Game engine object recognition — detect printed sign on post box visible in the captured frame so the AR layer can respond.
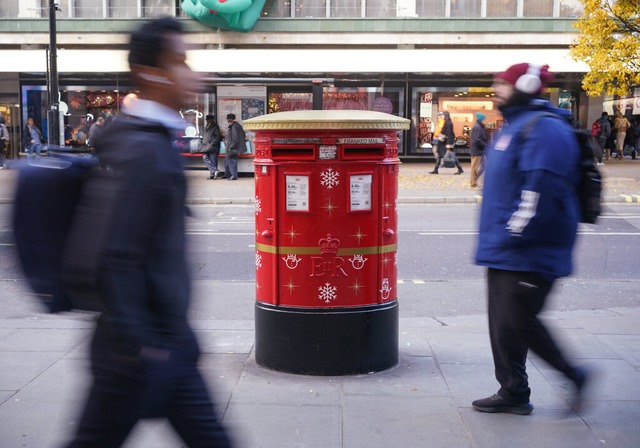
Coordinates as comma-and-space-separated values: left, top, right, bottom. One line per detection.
350, 174, 372, 212
286, 175, 309, 212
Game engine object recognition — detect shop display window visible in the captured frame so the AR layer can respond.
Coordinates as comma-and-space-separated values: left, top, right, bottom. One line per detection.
412, 88, 501, 156
322, 87, 403, 115
268, 92, 313, 113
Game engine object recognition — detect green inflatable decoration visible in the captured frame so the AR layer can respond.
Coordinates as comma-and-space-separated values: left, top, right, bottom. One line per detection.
181, 0, 266, 32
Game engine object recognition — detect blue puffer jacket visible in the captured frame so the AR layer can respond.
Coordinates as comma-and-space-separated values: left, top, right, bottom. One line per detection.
475, 100, 581, 280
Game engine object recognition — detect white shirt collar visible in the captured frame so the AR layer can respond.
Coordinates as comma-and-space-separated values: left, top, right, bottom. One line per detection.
122, 99, 185, 131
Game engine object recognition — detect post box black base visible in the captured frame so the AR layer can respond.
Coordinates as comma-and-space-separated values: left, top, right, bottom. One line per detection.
255, 301, 398, 376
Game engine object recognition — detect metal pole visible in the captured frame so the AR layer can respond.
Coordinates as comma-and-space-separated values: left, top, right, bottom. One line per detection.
48, 0, 60, 146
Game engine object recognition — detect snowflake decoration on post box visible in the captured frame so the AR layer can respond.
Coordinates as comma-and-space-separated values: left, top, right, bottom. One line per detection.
318, 282, 338, 304
255, 251, 263, 269
255, 196, 262, 215
320, 168, 340, 189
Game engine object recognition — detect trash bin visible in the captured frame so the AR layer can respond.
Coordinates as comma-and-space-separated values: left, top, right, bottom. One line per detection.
244, 110, 410, 375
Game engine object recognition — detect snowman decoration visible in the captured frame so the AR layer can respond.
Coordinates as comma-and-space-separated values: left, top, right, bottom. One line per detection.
348, 254, 368, 270
282, 254, 302, 270
379, 278, 392, 301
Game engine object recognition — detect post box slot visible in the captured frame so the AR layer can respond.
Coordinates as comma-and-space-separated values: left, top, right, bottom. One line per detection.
271, 146, 316, 160
342, 146, 385, 159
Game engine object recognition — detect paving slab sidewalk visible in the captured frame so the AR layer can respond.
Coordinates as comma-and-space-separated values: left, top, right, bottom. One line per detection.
0, 306, 639, 448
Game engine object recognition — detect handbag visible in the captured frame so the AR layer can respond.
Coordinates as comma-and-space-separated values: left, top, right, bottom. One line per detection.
441, 149, 456, 168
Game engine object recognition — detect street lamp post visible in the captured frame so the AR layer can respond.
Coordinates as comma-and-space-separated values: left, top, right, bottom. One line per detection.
47, 0, 61, 147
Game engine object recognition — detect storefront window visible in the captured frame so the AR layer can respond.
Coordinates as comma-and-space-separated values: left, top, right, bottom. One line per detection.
487, 0, 517, 17
268, 92, 313, 113
366, 0, 396, 18
331, 0, 361, 17
523, 0, 553, 17
262, 0, 292, 17
559, 0, 583, 17
21, 85, 137, 147
296, 0, 326, 17
412, 88, 500, 156
416, 0, 445, 18
451, 0, 481, 17
322, 87, 403, 116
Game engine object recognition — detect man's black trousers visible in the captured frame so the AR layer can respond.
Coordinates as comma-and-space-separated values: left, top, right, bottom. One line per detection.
487, 268, 579, 402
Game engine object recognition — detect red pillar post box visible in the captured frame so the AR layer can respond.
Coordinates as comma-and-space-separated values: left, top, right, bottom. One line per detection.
244, 110, 410, 375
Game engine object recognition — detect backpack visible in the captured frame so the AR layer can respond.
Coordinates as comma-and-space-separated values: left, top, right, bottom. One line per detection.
12, 153, 100, 312
522, 112, 602, 224
591, 119, 602, 137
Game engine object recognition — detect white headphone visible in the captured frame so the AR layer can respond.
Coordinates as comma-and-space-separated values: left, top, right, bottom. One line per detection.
514, 64, 542, 95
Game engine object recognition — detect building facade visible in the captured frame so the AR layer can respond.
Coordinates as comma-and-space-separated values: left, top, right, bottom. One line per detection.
0, 0, 617, 160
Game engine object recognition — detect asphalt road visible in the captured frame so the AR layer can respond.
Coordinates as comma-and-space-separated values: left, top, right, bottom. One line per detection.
0, 203, 638, 321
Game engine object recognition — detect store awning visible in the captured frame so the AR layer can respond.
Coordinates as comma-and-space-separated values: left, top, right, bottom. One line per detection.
4, 48, 588, 74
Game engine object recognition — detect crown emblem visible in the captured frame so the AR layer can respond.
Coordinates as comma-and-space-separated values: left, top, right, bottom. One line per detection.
319, 234, 340, 256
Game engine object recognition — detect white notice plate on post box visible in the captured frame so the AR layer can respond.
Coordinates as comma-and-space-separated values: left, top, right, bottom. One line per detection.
319, 145, 337, 160
350, 174, 372, 212
286, 175, 309, 211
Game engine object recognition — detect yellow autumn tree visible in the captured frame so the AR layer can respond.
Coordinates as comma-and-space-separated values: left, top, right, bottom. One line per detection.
570, 0, 640, 96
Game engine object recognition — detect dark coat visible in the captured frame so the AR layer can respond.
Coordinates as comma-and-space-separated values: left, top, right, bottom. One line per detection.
469, 120, 488, 156
226, 121, 246, 157
201, 121, 221, 154
68, 115, 194, 358
436, 119, 455, 157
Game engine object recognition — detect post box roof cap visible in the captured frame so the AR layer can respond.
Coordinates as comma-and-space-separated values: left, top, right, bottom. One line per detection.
243, 110, 410, 131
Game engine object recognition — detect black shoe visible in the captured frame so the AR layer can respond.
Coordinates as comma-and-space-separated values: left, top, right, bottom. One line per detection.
472, 394, 533, 415
208, 174, 215, 179
429, 170, 438, 175
454, 170, 464, 175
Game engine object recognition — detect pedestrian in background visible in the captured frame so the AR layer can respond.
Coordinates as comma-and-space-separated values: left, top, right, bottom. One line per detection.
473, 63, 591, 415
0, 112, 9, 168
469, 112, 488, 188
88, 116, 105, 147
613, 110, 630, 159
61, 17, 233, 448
429, 111, 463, 175
224, 113, 245, 180
593, 112, 611, 165
202, 114, 223, 179
624, 119, 637, 160
23, 117, 43, 158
